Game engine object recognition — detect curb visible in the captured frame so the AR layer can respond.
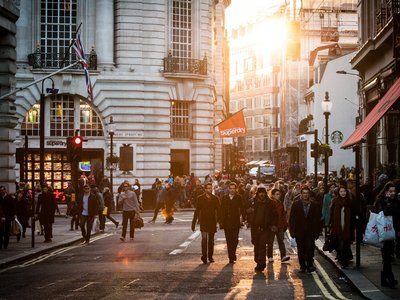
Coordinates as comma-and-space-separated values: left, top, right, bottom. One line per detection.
315, 239, 393, 300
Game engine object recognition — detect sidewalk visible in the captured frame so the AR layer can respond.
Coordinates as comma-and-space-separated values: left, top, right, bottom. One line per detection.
316, 236, 399, 300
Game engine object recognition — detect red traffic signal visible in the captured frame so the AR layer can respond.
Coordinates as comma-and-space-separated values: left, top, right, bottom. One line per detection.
73, 136, 82, 146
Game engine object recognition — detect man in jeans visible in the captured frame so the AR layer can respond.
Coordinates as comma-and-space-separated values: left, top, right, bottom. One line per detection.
268, 188, 290, 263
78, 184, 99, 245
118, 182, 140, 242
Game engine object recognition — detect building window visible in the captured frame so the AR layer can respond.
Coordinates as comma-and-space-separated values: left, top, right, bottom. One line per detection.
21, 95, 104, 138
21, 104, 40, 136
50, 94, 75, 137
40, 0, 78, 68
171, 100, 192, 139
263, 137, 270, 152
246, 137, 253, 152
80, 101, 104, 137
170, 0, 192, 60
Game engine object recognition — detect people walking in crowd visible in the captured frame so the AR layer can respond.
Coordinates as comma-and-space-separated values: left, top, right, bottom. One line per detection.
321, 183, 336, 232
219, 182, 244, 264
289, 186, 321, 273
0, 186, 15, 249
164, 183, 176, 224
269, 188, 290, 262
375, 182, 399, 288
191, 182, 220, 264
247, 185, 277, 272
103, 187, 119, 228
15, 190, 30, 242
149, 181, 166, 223
330, 186, 353, 268
35, 184, 56, 243
93, 185, 105, 233
69, 193, 80, 231
118, 181, 140, 242
64, 182, 75, 216
78, 184, 99, 245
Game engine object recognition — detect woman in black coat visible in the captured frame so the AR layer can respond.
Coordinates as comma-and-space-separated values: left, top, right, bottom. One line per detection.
36, 185, 56, 242
15, 190, 30, 241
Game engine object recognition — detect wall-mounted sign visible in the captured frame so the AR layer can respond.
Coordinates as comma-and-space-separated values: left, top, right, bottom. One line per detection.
79, 161, 91, 172
331, 130, 343, 144
46, 140, 67, 147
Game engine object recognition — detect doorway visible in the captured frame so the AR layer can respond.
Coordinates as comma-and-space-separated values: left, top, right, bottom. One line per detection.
170, 149, 189, 177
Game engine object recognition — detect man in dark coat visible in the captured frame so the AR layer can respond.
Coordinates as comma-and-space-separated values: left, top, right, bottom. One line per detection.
0, 186, 15, 249
36, 184, 56, 242
247, 185, 277, 272
77, 184, 99, 244
220, 182, 244, 263
191, 182, 220, 264
289, 186, 322, 273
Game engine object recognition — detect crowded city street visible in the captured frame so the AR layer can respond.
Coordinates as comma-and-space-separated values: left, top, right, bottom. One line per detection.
1, 209, 365, 300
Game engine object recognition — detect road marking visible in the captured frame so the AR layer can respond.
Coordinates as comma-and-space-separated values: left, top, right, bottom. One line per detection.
72, 282, 95, 292
314, 260, 349, 300
123, 278, 140, 288
169, 230, 200, 255
0, 233, 112, 273
35, 280, 64, 289
311, 271, 339, 300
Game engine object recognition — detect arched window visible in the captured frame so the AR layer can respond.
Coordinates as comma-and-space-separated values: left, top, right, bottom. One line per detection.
21, 95, 104, 137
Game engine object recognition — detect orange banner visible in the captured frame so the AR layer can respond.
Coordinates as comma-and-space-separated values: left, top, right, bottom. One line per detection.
217, 110, 247, 137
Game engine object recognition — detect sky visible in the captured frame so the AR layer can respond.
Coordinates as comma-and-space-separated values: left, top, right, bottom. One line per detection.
226, 0, 286, 29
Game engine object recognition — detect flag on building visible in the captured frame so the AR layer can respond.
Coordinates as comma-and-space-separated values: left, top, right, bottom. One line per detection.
72, 34, 93, 101
216, 109, 247, 137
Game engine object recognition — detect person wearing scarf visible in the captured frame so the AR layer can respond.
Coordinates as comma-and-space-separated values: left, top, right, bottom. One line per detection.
330, 186, 352, 268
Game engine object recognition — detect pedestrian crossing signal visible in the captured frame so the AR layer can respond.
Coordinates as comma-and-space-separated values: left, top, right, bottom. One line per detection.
66, 136, 83, 162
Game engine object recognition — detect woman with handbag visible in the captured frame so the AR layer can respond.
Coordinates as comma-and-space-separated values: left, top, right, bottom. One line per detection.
375, 182, 399, 288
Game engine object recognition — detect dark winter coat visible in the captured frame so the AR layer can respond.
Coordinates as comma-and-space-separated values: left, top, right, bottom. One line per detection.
249, 197, 278, 232
16, 196, 30, 227
36, 192, 56, 224
77, 193, 100, 217
192, 193, 220, 233
219, 194, 244, 229
289, 199, 321, 240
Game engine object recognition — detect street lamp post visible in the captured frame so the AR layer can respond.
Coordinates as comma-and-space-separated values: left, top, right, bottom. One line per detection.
107, 117, 116, 195
39, 78, 58, 186
321, 92, 332, 194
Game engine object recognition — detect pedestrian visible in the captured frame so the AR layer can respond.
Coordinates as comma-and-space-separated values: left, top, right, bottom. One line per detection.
93, 185, 105, 233
148, 181, 166, 223
118, 182, 140, 242
164, 183, 176, 224
269, 188, 290, 263
321, 183, 336, 232
375, 182, 399, 288
191, 182, 220, 264
69, 193, 80, 231
330, 186, 353, 268
289, 186, 321, 273
247, 185, 278, 272
77, 184, 99, 245
15, 190, 30, 241
103, 187, 119, 228
35, 184, 56, 243
64, 182, 75, 216
219, 182, 244, 263
0, 186, 15, 249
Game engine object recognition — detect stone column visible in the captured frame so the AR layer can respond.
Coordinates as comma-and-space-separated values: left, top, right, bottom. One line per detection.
0, 3, 20, 194
16, 0, 32, 64
96, 0, 114, 69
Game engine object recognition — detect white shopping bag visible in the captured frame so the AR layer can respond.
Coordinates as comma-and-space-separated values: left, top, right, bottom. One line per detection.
363, 212, 381, 247
376, 211, 396, 243
92, 217, 100, 234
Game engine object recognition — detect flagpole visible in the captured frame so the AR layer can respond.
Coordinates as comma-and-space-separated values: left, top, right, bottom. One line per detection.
0, 61, 81, 101
60, 22, 82, 69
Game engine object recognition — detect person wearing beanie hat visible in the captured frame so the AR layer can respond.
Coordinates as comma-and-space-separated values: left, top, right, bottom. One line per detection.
247, 184, 278, 272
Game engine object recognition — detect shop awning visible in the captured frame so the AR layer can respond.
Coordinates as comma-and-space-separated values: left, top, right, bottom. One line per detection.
341, 77, 400, 149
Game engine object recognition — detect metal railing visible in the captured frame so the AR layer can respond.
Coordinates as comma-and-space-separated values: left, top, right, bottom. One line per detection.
28, 50, 97, 70
376, 0, 400, 34
171, 123, 193, 139
163, 53, 207, 75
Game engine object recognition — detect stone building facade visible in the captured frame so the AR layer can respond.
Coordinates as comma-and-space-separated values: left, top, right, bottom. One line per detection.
7, 0, 230, 198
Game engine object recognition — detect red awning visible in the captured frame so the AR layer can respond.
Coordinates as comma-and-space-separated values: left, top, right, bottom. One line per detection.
341, 77, 400, 148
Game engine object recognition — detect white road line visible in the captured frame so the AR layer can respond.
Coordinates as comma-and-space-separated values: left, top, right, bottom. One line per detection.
72, 282, 95, 292
123, 279, 140, 288
35, 280, 63, 289
169, 230, 200, 255
314, 260, 349, 300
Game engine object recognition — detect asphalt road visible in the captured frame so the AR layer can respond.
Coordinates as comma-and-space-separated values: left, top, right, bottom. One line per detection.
0, 211, 363, 299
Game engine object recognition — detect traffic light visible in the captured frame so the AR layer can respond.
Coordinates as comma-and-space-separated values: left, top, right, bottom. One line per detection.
66, 136, 83, 162
310, 142, 319, 158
